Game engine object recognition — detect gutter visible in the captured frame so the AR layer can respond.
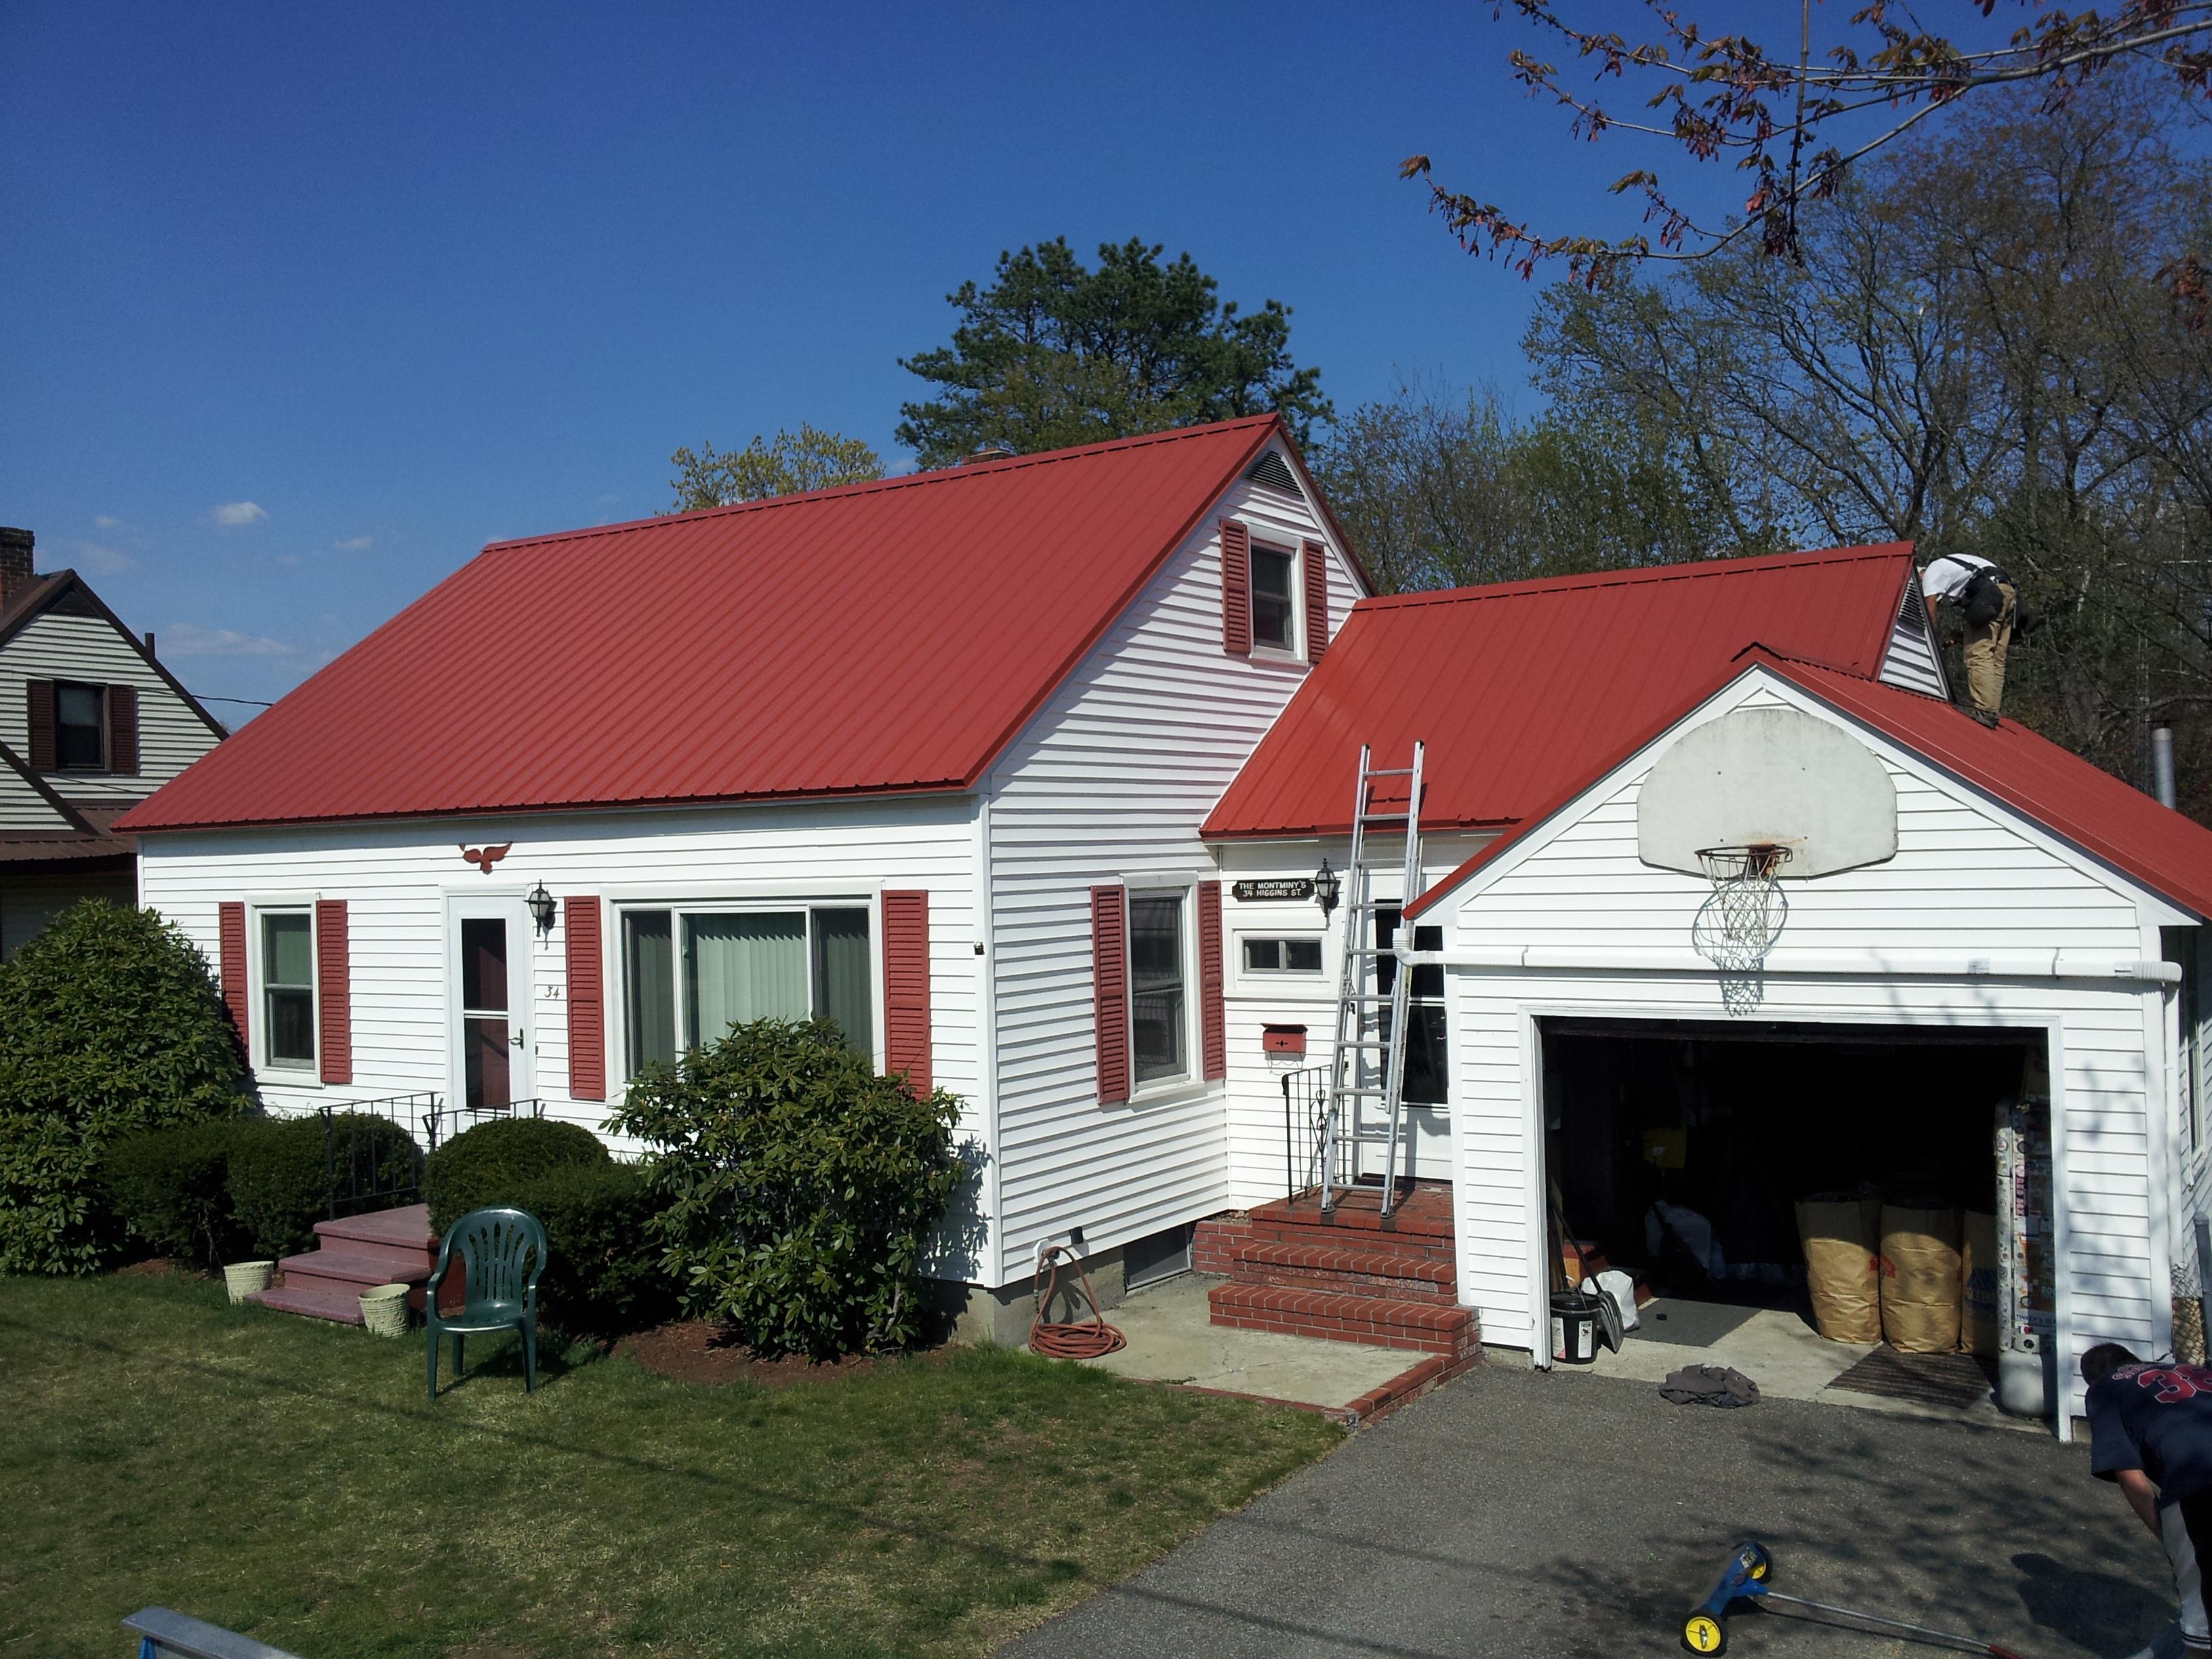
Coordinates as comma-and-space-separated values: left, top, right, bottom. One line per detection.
1401, 947, 2183, 985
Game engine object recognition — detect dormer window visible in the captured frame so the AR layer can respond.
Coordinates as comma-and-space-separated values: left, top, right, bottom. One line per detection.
1251, 544, 1296, 651
54, 682, 106, 770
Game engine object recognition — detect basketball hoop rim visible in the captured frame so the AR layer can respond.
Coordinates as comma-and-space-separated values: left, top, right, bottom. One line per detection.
1694, 839, 1802, 881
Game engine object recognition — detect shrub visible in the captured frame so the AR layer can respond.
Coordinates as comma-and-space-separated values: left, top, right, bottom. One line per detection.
0, 900, 249, 1274
424, 1117, 609, 1236
607, 1017, 964, 1360
100, 1119, 252, 1267
519, 1160, 676, 1339
224, 1113, 421, 1261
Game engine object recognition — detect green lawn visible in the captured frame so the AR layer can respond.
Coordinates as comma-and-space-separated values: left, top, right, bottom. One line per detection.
1, 1271, 1340, 1659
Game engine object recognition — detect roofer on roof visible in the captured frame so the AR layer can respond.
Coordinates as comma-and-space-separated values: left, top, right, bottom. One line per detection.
1922, 552, 2027, 726
2083, 1343, 2212, 1658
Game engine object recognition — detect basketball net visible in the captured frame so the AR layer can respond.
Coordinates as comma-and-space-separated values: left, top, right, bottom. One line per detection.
1692, 843, 1793, 1012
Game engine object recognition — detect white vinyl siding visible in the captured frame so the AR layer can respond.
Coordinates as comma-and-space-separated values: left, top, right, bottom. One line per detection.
138, 794, 991, 1277
0, 611, 220, 800
1432, 670, 2182, 1433
983, 474, 1365, 1283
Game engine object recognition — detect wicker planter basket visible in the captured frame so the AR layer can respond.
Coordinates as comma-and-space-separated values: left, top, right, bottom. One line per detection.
222, 1261, 274, 1304
359, 1283, 411, 1338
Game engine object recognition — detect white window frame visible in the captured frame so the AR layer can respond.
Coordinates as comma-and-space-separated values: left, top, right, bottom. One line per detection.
1237, 933, 1326, 978
1246, 537, 1306, 663
249, 900, 319, 1078
610, 896, 881, 1082
1126, 886, 1195, 1098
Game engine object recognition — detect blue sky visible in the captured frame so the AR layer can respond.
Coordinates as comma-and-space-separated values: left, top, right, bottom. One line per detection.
0, 2, 1914, 712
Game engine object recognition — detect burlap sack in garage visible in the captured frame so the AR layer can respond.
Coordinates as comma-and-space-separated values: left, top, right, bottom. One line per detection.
1881, 1204, 1963, 1353
1797, 1197, 1883, 1344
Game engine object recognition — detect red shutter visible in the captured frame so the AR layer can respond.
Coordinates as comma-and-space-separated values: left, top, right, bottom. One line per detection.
218, 902, 249, 1048
1220, 518, 1251, 657
314, 899, 351, 1084
108, 684, 139, 775
1303, 540, 1330, 661
882, 890, 931, 1093
565, 895, 605, 1101
1091, 885, 1129, 1104
25, 680, 55, 771
1198, 880, 1225, 1082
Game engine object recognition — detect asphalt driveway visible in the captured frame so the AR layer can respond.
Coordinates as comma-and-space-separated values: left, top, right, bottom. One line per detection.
1000, 1362, 2176, 1659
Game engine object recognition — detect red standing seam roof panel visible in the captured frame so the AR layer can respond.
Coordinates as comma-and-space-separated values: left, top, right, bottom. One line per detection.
1202, 544, 1917, 840
119, 417, 1294, 833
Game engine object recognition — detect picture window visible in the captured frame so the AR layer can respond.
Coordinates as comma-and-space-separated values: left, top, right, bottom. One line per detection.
621, 904, 872, 1076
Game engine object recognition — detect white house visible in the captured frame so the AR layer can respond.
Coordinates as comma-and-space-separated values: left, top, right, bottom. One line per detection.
118, 428, 2212, 1433
1, 525, 226, 957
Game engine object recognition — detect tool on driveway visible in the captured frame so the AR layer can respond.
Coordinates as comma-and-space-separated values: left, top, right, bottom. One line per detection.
1681, 1540, 2027, 1657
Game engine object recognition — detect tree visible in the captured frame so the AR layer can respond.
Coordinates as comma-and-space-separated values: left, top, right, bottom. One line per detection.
1525, 79, 2212, 814
1402, 1, 2211, 291
668, 424, 884, 511
896, 237, 1332, 466
1313, 378, 1748, 594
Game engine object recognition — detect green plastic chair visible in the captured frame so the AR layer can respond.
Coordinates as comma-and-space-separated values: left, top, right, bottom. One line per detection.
426, 1206, 548, 1401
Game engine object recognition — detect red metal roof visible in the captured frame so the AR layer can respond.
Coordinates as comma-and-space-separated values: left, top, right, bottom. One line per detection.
121, 416, 1298, 832
1404, 648, 2212, 921
1203, 544, 1917, 840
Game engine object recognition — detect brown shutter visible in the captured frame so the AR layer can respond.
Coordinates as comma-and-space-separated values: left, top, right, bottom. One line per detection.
882, 890, 932, 1093
25, 680, 55, 771
1198, 880, 1225, 1082
1091, 885, 1129, 1104
108, 684, 138, 775
315, 899, 351, 1084
565, 895, 605, 1101
1220, 518, 1251, 657
1303, 539, 1330, 661
218, 902, 249, 1048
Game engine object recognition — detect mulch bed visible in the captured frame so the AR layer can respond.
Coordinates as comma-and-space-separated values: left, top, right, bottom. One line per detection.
1826, 1343, 1997, 1408
614, 1320, 942, 1389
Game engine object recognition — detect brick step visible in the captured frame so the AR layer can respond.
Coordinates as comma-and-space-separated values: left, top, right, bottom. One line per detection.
1229, 1240, 1455, 1298
1208, 1282, 1479, 1357
247, 1279, 369, 1326
1240, 1222, 1456, 1263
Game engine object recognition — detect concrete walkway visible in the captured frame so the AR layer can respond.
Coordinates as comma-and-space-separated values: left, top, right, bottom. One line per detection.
1002, 1361, 2176, 1659
1078, 1275, 1420, 1413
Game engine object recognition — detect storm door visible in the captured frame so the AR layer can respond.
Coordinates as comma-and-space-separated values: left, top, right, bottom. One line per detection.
447, 897, 534, 1114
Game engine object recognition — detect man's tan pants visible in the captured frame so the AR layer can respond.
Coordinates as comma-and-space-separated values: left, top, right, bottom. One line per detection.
1964, 581, 2016, 716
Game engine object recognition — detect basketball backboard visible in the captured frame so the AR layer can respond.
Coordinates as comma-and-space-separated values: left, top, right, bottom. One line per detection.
1637, 705, 1898, 878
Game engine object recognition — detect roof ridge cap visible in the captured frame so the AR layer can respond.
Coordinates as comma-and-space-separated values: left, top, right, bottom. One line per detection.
1354, 543, 1916, 611
483, 413, 1285, 554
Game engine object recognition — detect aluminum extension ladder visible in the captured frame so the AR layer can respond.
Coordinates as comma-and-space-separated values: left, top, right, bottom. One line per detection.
1318, 741, 1425, 1218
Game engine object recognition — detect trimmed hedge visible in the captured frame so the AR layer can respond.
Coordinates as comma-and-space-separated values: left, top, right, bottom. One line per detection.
100, 1119, 249, 1267
0, 900, 249, 1274
424, 1118, 609, 1236
607, 1017, 964, 1361
520, 1161, 676, 1338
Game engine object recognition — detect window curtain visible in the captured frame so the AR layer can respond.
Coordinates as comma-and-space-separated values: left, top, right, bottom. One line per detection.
625, 911, 676, 1073
684, 912, 806, 1044
811, 907, 872, 1056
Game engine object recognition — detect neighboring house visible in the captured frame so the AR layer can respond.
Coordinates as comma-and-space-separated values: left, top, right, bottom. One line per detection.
116, 430, 2212, 1437
0, 527, 226, 958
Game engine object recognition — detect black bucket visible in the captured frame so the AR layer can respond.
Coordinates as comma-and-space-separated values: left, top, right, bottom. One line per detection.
1551, 1289, 1599, 1366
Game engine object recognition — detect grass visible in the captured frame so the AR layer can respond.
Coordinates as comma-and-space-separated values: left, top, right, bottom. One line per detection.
1, 1271, 1342, 1658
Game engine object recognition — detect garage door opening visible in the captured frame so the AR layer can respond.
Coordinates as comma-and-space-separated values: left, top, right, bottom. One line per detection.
1538, 1017, 2051, 1414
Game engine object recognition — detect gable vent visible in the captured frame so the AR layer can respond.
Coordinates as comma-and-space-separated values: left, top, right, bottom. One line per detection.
1244, 450, 1303, 498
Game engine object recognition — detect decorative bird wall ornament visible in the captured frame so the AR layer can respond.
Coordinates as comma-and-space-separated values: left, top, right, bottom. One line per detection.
459, 842, 513, 874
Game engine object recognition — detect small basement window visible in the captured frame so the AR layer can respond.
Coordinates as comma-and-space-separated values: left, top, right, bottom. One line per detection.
1250, 545, 1296, 651
1244, 936, 1322, 974
260, 911, 316, 1069
54, 682, 105, 771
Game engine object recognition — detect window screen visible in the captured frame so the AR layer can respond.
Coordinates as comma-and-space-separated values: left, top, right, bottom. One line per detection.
1130, 893, 1187, 1084
1250, 547, 1295, 649
55, 682, 104, 770
261, 912, 315, 1067
1243, 937, 1322, 973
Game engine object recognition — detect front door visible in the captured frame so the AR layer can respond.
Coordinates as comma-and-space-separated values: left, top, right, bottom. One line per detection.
448, 897, 533, 1113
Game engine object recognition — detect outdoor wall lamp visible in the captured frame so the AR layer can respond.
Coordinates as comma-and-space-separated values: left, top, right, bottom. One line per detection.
1313, 857, 1340, 916
526, 880, 557, 937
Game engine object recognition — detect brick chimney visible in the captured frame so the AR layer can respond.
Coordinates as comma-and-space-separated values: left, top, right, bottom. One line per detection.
0, 527, 33, 610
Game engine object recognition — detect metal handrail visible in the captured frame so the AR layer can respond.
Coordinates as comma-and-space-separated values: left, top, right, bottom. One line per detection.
1279, 1065, 1328, 1202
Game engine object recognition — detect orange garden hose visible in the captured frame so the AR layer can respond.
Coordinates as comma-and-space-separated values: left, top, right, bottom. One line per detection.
1028, 1243, 1128, 1358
